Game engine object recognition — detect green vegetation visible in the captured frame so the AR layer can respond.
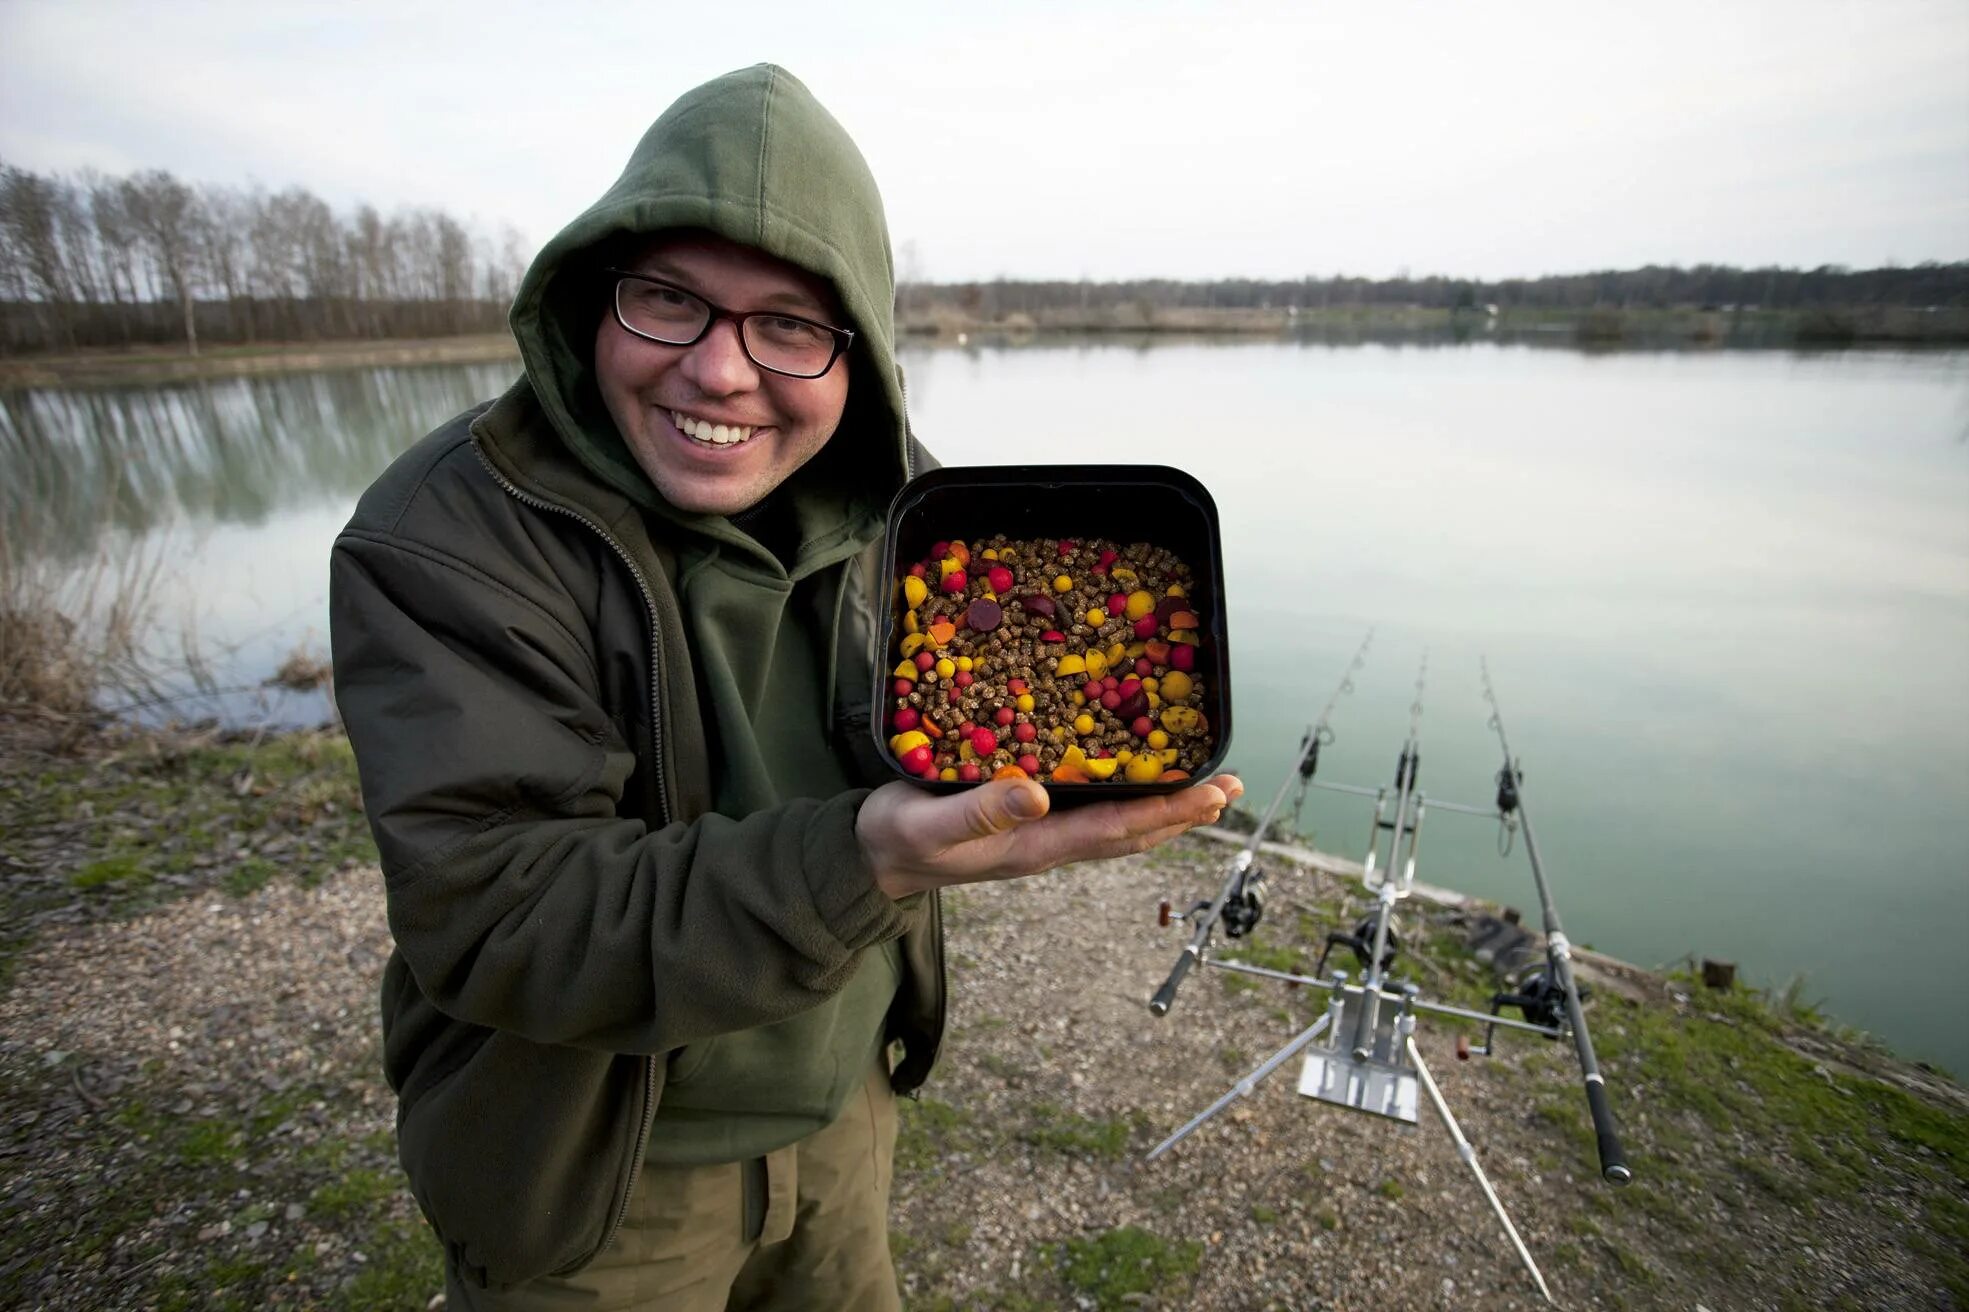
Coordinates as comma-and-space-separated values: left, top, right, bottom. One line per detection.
1017, 1103, 1139, 1161
895, 1096, 976, 1172
1216, 939, 1309, 997
1045, 1225, 1203, 1311
71, 854, 150, 888
3, 1061, 439, 1311
0, 726, 376, 989
1602, 971, 1968, 1184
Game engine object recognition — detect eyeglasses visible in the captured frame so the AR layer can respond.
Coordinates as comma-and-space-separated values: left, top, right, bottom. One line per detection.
606, 270, 855, 379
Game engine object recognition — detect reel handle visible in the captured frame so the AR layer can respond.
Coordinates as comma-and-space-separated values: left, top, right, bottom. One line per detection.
1149, 951, 1197, 1016
1587, 1080, 1632, 1185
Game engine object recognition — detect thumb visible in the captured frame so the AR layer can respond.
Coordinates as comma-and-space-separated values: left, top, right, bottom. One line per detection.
959, 777, 1050, 838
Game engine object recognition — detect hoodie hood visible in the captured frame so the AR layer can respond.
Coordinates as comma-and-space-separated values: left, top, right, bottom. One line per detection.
509, 64, 908, 550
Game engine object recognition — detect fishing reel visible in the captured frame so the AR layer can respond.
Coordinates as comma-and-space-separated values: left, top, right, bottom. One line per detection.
1298, 727, 1325, 780
1490, 969, 1586, 1033
1221, 866, 1266, 938
1460, 969, 1578, 1060
1493, 759, 1521, 855
1494, 759, 1520, 815
1157, 866, 1264, 938
1314, 915, 1402, 975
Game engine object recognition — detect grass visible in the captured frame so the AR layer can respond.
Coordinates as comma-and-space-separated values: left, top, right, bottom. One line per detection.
2, 1058, 440, 1312
1216, 938, 1310, 997
1045, 1225, 1203, 1312
71, 853, 151, 888
895, 1096, 976, 1172
1604, 971, 1969, 1184
309, 1167, 404, 1223
1017, 1102, 1139, 1160
0, 725, 377, 990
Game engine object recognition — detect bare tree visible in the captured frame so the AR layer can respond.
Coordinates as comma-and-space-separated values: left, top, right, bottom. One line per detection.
0, 163, 80, 348
86, 171, 144, 339
197, 184, 255, 342
123, 170, 204, 355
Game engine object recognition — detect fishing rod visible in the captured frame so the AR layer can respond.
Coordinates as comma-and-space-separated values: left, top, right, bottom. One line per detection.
1148, 629, 1373, 1017
1143, 649, 1631, 1307
1481, 659, 1631, 1186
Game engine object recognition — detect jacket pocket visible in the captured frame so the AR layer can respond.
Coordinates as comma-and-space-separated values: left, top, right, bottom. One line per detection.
395, 1024, 646, 1287
664, 1035, 721, 1087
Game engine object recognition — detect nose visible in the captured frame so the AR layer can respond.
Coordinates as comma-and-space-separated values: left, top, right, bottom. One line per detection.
679, 317, 760, 397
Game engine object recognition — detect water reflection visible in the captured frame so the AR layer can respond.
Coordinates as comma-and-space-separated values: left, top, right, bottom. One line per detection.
0, 363, 517, 561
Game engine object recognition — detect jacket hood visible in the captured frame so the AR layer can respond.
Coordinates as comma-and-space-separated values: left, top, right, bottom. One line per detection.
508, 64, 909, 546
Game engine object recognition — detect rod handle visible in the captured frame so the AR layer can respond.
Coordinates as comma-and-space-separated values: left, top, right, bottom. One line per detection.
1149, 951, 1196, 1016
1586, 1080, 1632, 1185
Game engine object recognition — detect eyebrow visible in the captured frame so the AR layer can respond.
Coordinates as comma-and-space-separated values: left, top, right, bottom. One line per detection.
637, 258, 832, 318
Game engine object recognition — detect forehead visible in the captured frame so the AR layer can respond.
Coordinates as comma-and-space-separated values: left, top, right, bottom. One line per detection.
618, 230, 843, 319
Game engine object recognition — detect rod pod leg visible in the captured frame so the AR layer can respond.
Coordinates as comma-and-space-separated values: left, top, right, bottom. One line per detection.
1406, 1033, 1557, 1307
1146, 1005, 1340, 1161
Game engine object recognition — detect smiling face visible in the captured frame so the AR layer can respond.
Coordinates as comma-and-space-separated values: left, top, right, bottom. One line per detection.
593, 231, 852, 516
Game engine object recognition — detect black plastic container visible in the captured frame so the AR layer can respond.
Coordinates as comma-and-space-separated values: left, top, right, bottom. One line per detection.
872, 463, 1232, 797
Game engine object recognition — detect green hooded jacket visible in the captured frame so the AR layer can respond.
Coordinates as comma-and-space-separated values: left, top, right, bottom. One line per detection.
329, 64, 942, 1289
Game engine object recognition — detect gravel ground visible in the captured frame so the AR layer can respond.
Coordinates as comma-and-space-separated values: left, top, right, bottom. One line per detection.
2, 797, 1963, 1310
0, 866, 423, 1309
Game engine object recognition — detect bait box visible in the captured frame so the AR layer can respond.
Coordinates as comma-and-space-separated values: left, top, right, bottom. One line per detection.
873, 463, 1233, 798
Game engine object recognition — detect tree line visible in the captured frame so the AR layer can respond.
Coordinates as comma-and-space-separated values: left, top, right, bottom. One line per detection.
0, 161, 528, 355
898, 262, 1969, 323
5, 157, 1965, 357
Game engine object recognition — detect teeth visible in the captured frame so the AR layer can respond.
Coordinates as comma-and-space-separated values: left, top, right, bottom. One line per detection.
672, 411, 755, 446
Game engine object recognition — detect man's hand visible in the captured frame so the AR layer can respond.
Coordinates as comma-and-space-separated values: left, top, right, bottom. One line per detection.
857, 774, 1245, 900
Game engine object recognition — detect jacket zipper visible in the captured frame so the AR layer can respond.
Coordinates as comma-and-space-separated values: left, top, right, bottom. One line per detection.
890, 366, 945, 1096
468, 435, 663, 1263
913, 888, 947, 1100
898, 367, 916, 482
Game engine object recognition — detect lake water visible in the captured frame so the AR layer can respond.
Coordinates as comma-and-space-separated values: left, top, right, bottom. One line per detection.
4, 340, 1966, 1076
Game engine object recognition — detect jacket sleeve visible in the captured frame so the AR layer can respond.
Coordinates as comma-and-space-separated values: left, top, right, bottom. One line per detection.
330, 525, 915, 1055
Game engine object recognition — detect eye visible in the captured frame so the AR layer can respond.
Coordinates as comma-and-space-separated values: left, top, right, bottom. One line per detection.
620, 280, 703, 323
754, 315, 831, 347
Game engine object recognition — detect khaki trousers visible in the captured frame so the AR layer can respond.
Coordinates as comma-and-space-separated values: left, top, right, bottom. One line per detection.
445, 1065, 901, 1312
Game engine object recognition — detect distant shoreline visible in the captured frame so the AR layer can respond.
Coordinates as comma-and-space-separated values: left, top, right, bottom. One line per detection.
901, 302, 1969, 347
0, 334, 523, 390
4, 304, 1966, 390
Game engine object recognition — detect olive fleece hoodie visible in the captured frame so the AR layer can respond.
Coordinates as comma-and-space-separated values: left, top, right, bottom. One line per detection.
329, 64, 941, 1289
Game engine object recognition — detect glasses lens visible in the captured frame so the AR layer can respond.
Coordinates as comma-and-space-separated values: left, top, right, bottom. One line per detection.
616, 279, 709, 344
742, 315, 839, 378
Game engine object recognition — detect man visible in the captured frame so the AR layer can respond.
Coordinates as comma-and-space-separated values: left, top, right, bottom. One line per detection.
330, 64, 1240, 1310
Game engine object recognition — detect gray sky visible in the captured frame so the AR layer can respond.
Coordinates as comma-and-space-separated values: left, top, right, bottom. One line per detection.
3, 0, 1964, 282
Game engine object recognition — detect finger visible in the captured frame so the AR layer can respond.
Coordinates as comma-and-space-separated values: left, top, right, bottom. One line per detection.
1041, 811, 1217, 870
917, 777, 1051, 856
1000, 787, 1229, 873
1199, 773, 1245, 807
